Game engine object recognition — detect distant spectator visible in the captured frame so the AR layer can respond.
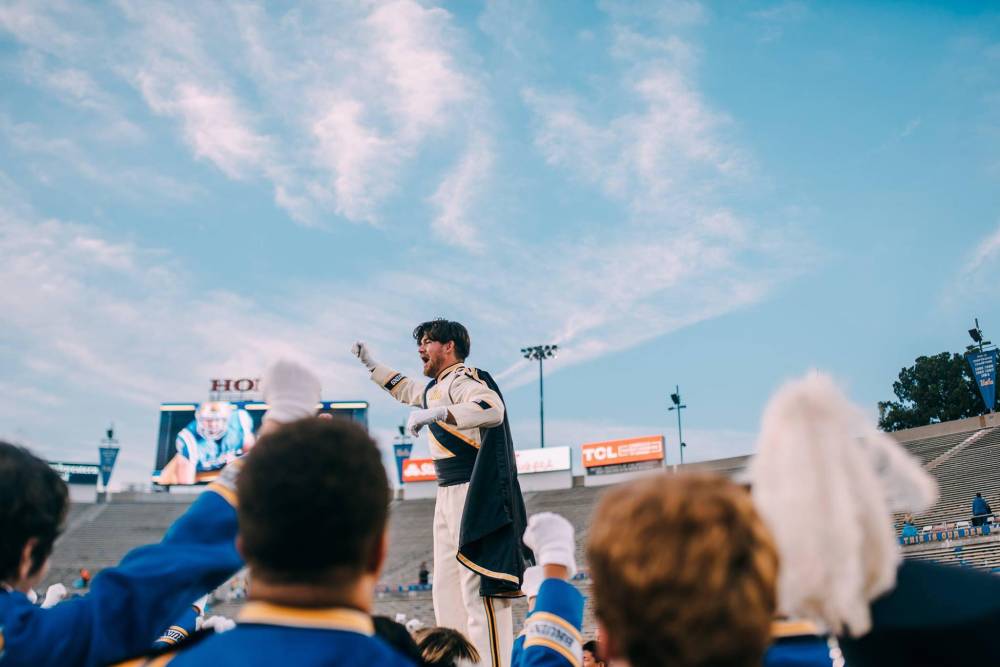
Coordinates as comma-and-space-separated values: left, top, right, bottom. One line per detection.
583, 639, 606, 667
418, 560, 429, 586
418, 627, 479, 667
588, 473, 778, 667
900, 514, 918, 538
972, 493, 992, 527
80, 568, 91, 586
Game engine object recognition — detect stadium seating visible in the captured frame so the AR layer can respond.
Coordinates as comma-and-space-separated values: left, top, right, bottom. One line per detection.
42, 498, 193, 590
38, 418, 1000, 638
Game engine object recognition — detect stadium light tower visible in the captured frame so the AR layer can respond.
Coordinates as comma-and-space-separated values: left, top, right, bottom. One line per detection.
668, 386, 687, 465
521, 345, 558, 448
967, 318, 992, 353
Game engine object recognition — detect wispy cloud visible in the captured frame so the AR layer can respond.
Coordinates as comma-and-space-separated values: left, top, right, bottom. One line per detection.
962, 221, 1000, 278
429, 134, 494, 251
0, 0, 816, 480
748, 1, 808, 44
1, 1, 490, 235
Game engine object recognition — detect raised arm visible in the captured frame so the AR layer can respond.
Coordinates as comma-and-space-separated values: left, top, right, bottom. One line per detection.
2, 484, 241, 667
353, 341, 425, 407
516, 513, 584, 667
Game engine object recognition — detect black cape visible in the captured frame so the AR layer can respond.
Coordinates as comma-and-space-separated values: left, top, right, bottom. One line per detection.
838, 560, 1000, 666
456, 369, 534, 597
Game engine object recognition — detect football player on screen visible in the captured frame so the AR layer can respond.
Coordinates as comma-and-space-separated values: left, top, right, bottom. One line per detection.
160, 402, 256, 485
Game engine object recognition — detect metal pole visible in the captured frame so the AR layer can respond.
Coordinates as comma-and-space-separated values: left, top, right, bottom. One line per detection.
539, 356, 545, 448
676, 388, 684, 465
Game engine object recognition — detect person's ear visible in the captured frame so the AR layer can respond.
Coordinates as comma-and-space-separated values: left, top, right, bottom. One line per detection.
17, 538, 39, 588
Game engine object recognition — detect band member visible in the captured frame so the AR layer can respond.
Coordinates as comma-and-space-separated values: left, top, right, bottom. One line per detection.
353, 319, 531, 666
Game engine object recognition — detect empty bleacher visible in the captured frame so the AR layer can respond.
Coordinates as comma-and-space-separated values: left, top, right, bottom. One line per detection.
37, 415, 1000, 639
43, 499, 193, 589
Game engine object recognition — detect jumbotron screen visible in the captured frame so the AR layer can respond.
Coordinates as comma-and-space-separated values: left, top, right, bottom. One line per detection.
153, 401, 368, 485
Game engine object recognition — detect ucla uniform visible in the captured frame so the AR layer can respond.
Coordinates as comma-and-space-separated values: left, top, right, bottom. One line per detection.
176, 410, 254, 472
0, 486, 242, 667
118, 603, 416, 666
515, 579, 585, 667
372, 361, 517, 667
152, 599, 205, 650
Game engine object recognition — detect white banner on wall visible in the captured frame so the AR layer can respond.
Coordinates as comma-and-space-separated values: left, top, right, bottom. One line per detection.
515, 446, 571, 475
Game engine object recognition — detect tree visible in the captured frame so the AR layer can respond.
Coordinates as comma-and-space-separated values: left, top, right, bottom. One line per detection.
878, 352, 990, 432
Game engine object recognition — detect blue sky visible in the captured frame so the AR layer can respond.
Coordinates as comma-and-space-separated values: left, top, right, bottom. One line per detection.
1, 1, 998, 486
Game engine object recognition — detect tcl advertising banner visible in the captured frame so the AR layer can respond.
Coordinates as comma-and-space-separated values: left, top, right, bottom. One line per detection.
581, 435, 664, 475
515, 446, 571, 475
401, 458, 437, 483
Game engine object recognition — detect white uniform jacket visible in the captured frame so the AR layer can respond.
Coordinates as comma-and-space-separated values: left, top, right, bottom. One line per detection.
371, 362, 505, 462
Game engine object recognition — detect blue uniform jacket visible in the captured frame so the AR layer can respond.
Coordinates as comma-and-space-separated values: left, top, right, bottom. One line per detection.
0, 488, 241, 667
124, 602, 415, 666
152, 601, 204, 650
516, 579, 584, 666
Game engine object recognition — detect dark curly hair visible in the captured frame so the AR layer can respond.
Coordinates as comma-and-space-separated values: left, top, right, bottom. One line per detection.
413, 319, 471, 361
0, 442, 69, 583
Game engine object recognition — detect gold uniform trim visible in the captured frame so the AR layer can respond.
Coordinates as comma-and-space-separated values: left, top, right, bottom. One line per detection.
206, 483, 237, 508
771, 619, 821, 638
529, 611, 583, 644
436, 362, 464, 381
456, 552, 520, 584
111, 656, 175, 667
156, 625, 189, 645
427, 431, 457, 459
435, 421, 480, 449
238, 602, 374, 635
524, 636, 579, 665
484, 597, 500, 667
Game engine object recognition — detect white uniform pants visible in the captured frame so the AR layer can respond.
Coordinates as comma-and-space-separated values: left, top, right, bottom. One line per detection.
433, 482, 513, 667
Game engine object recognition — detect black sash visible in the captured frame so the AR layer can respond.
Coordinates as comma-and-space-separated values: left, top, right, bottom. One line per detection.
429, 422, 478, 487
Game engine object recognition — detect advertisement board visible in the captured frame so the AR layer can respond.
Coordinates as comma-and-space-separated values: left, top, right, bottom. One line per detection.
153, 400, 368, 485
581, 435, 664, 474
49, 462, 100, 485
401, 457, 437, 483
515, 446, 571, 475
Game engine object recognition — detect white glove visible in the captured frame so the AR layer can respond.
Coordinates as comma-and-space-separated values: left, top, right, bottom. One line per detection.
521, 565, 544, 599
407, 406, 449, 437
26, 588, 37, 604
198, 615, 236, 633
42, 583, 67, 608
351, 341, 378, 372
523, 512, 577, 577
262, 359, 321, 424
405, 618, 425, 634
395, 613, 407, 624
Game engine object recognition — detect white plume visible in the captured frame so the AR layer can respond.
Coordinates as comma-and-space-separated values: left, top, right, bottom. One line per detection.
750, 372, 937, 636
